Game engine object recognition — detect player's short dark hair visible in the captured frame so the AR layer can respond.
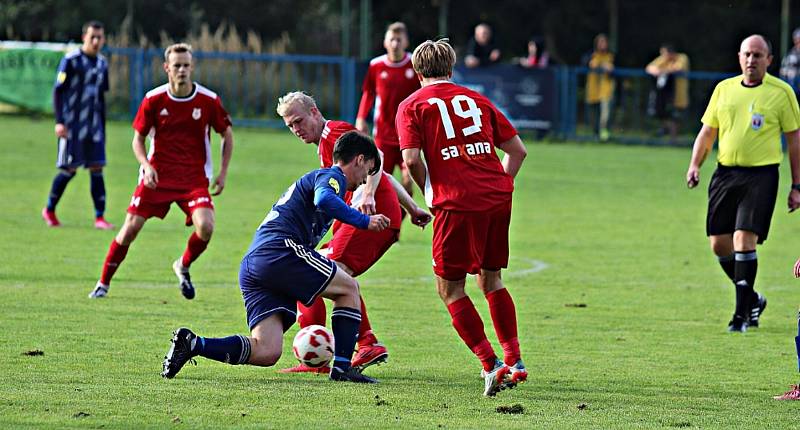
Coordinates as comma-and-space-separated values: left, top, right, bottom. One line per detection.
333, 131, 381, 175
82, 20, 104, 34
387, 22, 407, 36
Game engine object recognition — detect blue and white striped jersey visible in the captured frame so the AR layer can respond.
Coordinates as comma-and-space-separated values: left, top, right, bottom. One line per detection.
53, 49, 109, 143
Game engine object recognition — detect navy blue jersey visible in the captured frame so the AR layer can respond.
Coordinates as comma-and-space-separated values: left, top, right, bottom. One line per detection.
53, 49, 109, 143
247, 166, 370, 254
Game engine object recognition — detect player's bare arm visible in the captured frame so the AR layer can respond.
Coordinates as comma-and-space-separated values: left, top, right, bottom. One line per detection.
356, 147, 384, 214
355, 76, 375, 134
785, 129, 800, 211
384, 172, 431, 228
496, 135, 528, 179
686, 125, 718, 188
132, 131, 158, 189
401, 147, 427, 194
355, 118, 370, 135
211, 126, 234, 196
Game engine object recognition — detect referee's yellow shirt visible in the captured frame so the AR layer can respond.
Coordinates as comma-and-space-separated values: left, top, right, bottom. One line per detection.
701, 73, 800, 167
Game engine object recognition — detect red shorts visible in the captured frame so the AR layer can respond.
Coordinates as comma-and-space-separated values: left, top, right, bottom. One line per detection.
324, 225, 399, 277
127, 183, 214, 226
431, 201, 511, 280
377, 140, 405, 174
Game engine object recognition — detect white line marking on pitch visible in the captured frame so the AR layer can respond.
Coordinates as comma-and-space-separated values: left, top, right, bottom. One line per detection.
399, 256, 549, 282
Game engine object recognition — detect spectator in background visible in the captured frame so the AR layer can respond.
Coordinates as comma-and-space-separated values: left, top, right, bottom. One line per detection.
519, 36, 550, 69
465, 23, 501, 68
584, 33, 614, 141
779, 28, 800, 99
646, 43, 690, 143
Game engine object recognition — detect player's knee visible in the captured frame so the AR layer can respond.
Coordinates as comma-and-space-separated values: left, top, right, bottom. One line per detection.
709, 238, 732, 256
193, 215, 214, 240
60, 168, 77, 176
478, 270, 503, 295
88, 166, 103, 173
196, 221, 214, 240
345, 277, 360, 295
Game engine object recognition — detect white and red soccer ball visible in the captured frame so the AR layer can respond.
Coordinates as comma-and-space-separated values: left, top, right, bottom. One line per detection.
292, 325, 335, 368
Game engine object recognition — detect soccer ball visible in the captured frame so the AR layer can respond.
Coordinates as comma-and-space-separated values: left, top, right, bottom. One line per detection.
292, 324, 335, 368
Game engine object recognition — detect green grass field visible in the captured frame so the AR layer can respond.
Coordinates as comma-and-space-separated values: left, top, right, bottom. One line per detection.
2, 115, 800, 428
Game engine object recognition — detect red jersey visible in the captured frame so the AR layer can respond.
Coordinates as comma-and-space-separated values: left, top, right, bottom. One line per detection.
396, 81, 517, 212
319, 120, 402, 230
133, 83, 231, 190
356, 53, 420, 146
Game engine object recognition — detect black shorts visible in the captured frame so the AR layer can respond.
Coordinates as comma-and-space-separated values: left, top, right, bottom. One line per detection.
706, 164, 779, 243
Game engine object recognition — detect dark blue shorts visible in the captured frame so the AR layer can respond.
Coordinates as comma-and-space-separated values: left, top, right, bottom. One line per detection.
56, 136, 106, 169
239, 238, 337, 332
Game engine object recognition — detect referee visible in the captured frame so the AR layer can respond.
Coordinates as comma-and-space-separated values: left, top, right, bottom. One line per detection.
686, 34, 800, 333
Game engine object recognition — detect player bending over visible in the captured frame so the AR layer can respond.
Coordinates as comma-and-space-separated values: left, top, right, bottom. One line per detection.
276, 91, 431, 374
162, 132, 390, 383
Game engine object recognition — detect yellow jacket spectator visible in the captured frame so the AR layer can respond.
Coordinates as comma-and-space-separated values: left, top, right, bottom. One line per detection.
584, 34, 614, 140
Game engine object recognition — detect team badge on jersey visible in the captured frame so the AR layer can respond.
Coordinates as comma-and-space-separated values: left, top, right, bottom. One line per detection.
57, 71, 67, 84
380, 71, 389, 80
328, 178, 340, 194
751, 112, 764, 131
405, 68, 415, 79
192, 108, 202, 120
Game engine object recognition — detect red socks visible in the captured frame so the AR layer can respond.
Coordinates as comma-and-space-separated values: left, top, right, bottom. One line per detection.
181, 232, 209, 268
100, 240, 129, 285
298, 297, 327, 327
447, 296, 496, 371
486, 288, 521, 365
357, 294, 378, 346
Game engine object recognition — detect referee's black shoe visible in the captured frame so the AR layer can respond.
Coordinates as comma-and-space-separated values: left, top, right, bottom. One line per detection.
748, 293, 767, 328
727, 315, 748, 333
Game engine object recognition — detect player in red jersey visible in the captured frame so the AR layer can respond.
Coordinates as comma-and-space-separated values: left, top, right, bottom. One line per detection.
276, 91, 431, 373
355, 22, 420, 198
89, 43, 234, 299
396, 39, 529, 397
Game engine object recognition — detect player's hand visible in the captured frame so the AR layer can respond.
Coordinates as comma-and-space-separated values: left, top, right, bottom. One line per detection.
789, 189, 800, 213
686, 167, 700, 189
357, 194, 376, 215
409, 206, 432, 229
54, 123, 67, 138
211, 172, 226, 196
367, 214, 390, 231
142, 164, 158, 189
794, 257, 800, 278
355, 118, 370, 135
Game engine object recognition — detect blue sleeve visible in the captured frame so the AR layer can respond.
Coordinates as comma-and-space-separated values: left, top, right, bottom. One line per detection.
313, 173, 370, 229
101, 60, 109, 93
53, 57, 70, 124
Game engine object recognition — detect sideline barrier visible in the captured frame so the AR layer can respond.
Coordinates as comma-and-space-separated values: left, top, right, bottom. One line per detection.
0, 43, 741, 145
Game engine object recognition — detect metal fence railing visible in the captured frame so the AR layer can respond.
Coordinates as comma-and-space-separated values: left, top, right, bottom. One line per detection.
105, 47, 358, 128
101, 48, 741, 146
